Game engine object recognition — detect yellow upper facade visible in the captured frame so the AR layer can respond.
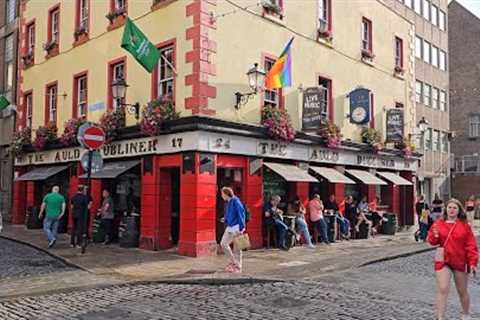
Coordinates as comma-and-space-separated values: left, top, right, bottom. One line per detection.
19, 0, 415, 144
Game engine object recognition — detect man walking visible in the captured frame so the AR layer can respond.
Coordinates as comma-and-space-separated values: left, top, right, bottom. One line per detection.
97, 190, 115, 244
39, 186, 66, 248
70, 185, 89, 249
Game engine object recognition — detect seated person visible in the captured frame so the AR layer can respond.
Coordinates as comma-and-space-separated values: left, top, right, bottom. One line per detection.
324, 194, 350, 240
308, 194, 329, 244
368, 196, 385, 235
344, 196, 358, 236
264, 195, 289, 250
355, 195, 373, 235
288, 197, 315, 249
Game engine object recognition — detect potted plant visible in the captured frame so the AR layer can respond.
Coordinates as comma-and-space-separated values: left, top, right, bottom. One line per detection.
361, 49, 375, 60
106, 7, 126, 29
33, 122, 58, 151
261, 0, 282, 15
140, 96, 180, 136
395, 137, 415, 158
361, 127, 383, 153
261, 106, 296, 143
394, 65, 405, 75
22, 51, 34, 68
318, 120, 342, 148
59, 118, 86, 147
43, 40, 58, 53
100, 108, 126, 143
74, 24, 89, 43
11, 127, 32, 156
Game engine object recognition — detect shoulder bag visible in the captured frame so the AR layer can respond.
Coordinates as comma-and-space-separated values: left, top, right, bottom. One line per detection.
434, 223, 456, 263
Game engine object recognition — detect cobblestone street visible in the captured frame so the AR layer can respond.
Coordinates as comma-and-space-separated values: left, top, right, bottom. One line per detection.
0, 238, 479, 320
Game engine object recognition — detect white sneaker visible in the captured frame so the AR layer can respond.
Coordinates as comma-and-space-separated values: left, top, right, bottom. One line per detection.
307, 244, 315, 249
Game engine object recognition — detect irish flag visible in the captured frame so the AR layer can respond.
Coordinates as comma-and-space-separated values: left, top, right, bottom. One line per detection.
265, 38, 294, 90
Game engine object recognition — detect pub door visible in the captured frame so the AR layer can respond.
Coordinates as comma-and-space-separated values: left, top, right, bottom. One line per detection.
170, 168, 181, 245
216, 168, 243, 243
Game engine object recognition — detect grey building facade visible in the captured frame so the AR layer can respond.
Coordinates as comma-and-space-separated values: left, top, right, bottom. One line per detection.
0, 0, 19, 222
385, 0, 451, 203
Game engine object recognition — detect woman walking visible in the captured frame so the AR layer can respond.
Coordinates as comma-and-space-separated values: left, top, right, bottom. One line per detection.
427, 198, 478, 320
465, 195, 475, 226
220, 187, 246, 273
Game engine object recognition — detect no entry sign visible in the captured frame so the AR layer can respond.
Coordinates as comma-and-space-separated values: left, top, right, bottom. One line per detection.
83, 126, 106, 150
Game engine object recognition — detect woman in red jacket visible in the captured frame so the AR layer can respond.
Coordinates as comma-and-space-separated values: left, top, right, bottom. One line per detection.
428, 198, 478, 320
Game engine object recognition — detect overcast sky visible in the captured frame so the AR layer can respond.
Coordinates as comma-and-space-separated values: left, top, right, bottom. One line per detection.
454, 0, 480, 18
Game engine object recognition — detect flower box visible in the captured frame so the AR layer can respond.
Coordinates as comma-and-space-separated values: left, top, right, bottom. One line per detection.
141, 96, 180, 136
43, 41, 59, 58
22, 51, 34, 68
59, 118, 86, 147
361, 49, 375, 60
11, 127, 32, 156
33, 122, 58, 151
100, 109, 126, 143
106, 8, 126, 30
261, 107, 296, 143
318, 120, 342, 148
394, 65, 405, 75
261, 0, 283, 17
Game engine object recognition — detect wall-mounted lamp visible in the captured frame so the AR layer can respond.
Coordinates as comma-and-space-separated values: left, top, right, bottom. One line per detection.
234, 63, 266, 109
111, 78, 140, 120
409, 116, 429, 138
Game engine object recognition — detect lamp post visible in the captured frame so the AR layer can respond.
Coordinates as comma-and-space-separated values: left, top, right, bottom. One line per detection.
111, 78, 140, 120
234, 63, 266, 109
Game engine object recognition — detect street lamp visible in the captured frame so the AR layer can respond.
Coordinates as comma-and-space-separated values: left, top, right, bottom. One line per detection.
234, 63, 266, 109
417, 116, 429, 133
111, 78, 140, 120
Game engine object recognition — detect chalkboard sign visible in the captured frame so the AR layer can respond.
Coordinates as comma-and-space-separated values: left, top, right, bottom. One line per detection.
349, 88, 371, 125
386, 109, 404, 143
302, 87, 326, 130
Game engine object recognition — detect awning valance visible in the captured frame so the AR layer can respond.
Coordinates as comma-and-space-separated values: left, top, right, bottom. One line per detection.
79, 160, 140, 179
376, 171, 412, 185
309, 167, 356, 184
345, 169, 388, 185
264, 163, 318, 182
15, 165, 69, 181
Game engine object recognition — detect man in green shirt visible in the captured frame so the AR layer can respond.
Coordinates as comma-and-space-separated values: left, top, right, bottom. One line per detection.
39, 186, 66, 248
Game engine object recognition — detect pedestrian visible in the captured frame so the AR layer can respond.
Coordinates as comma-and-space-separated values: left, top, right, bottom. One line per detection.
431, 193, 444, 223
427, 198, 478, 320
464, 195, 475, 226
97, 190, 114, 245
264, 195, 289, 250
70, 185, 89, 249
288, 197, 315, 248
415, 195, 430, 242
354, 195, 372, 235
38, 186, 66, 248
308, 194, 329, 244
220, 187, 246, 273
344, 196, 357, 239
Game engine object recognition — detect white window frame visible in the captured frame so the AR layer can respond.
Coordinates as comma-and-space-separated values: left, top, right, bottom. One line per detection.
318, 0, 329, 30
157, 46, 175, 99
425, 128, 432, 150
441, 132, 448, 153
79, 0, 89, 30
439, 10, 446, 31
48, 85, 57, 124
27, 23, 35, 54
112, 62, 125, 111
416, 80, 423, 103
77, 76, 87, 118
264, 58, 279, 108
115, 0, 126, 10
431, 45, 438, 68
423, 83, 431, 107
361, 19, 371, 51
395, 37, 402, 68
470, 115, 480, 138
422, 0, 430, 20
415, 35, 422, 59
6, 0, 16, 23
432, 87, 439, 109
439, 50, 446, 71
26, 93, 33, 128
432, 129, 439, 151
423, 40, 431, 64
52, 9, 60, 43
414, 0, 422, 15
318, 77, 330, 118
431, 4, 438, 26
405, 0, 412, 8
440, 90, 447, 111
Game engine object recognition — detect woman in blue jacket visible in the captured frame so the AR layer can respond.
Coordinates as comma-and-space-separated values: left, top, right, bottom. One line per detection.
220, 187, 246, 273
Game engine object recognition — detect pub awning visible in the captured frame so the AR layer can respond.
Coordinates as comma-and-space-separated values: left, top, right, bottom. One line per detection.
376, 171, 412, 186
309, 167, 356, 184
15, 165, 69, 181
264, 162, 318, 182
345, 169, 388, 185
79, 160, 140, 179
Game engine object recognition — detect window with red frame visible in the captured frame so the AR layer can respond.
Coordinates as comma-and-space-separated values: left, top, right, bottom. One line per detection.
318, 0, 331, 32
46, 84, 58, 124
395, 37, 403, 68
264, 58, 280, 108
112, 0, 126, 11
318, 77, 332, 119
27, 22, 35, 54
75, 75, 88, 118
48, 7, 60, 44
25, 92, 33, 128
361, 18, 372, 52
156, 45, 174, 99
76, 0, 89, 32
110, 61, 125, 110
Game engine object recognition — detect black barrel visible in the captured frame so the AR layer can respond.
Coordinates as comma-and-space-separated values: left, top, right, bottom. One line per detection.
119, 214, 139, 248
324, 215, 336, 243
381, 213, 397, 235
25, 207, 42, 229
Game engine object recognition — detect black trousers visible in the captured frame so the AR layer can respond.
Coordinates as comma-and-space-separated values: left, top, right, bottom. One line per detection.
71, 216, 86, 246
102, 218, 114, 243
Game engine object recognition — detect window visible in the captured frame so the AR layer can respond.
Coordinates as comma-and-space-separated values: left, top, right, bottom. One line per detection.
110, 60, 125, 110
423, 0, 430, 20
441, 132, 448, 153
6, 0, 16, 23
77, 0, 89, 31
318, 0, 331, 32
432, 130, 439, 151
470, 115, 480, 138
25, 92, 33, 128
423, 40, 430, 63
113, 0, 126, 10
432, 87, 439, 109
4, 35, 14, 92
318, 77, 332, 119
405, 0, 412, 8
75, 74, 88, 118
48, 6, 60, 44
439, 50, 446, 71
425, 128, 432, 150
439, 10, 446, 31
157, 45, 174, 99
423, 83, 431, 107
395, 102, 404, 109
431, 4, 438, 26
440, 90, 447, 111
431, 45, 438, 68
361, 18, 372, 52
27, 22, 35, 54
264, 58, 279, 108
416, 80, 423, 103
414, 0, 422, 15
415, 35, 422, 59
418, 132, 425, 150
46, 84, 58, 125
395, 37, 403, 68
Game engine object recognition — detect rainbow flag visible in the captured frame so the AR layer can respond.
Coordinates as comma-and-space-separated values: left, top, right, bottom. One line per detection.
265, 38, 294, 89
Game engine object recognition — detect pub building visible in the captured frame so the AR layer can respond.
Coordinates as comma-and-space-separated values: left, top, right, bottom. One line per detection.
11, 116, 419, 257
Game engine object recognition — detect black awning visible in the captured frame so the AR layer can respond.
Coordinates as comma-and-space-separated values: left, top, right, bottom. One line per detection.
15, 165, 69, 181
79, 160, 140, 179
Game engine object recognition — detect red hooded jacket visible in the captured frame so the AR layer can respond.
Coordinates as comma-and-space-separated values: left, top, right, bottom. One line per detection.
427, 219, 478, 272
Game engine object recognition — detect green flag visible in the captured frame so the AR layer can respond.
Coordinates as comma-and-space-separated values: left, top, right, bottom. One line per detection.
0, 96, 10, 111
121, 18, 160, 73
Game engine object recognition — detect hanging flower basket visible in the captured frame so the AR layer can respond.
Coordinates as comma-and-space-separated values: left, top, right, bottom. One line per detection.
100, 109, 126, 143
394, 137, 415, 158
33, 122, 58, 151
261, 106, 296, 143
361, 127, 383, 153
140, 96, 180, 136
60, 118, 86, 147
11, 127, 32, 156
318, 120, 342, 148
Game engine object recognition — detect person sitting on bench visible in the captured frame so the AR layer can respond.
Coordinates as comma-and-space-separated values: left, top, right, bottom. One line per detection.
325, 194, 350, 240
355, 195, 373, 235
264, 195, 289, 250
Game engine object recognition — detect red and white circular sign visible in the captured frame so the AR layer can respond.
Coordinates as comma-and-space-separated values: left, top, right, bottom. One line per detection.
83, 126, 106, 150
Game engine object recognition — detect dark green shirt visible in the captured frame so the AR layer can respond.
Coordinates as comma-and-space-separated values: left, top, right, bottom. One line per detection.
43, 192, 65, 218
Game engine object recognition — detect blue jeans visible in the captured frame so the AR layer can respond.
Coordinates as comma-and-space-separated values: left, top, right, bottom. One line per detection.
274, 219, 288, 248
336, 214, 350, 236
295, 217, 313, 246
313, 218, 329, 244
419, 222, 428, 241
43, 216, 59, 243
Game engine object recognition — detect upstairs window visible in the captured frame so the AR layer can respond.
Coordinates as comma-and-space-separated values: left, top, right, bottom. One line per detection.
414, 0, 422, 15
415, 35, 422, 59
157, 45, 175, 99
318, 76, 332, 119
431, 45, 439, 68
432, 87, 439, 109
361, 18, 372, 52
27, 22, 35, 54
76, 0, 89, 31
441, 132, 448, 153
432, 129, 439, 151
423, 83, 431, 107
431, 4, 438, 26
113, 0, 126, 10
6, 0, 16, 23
264, 57, 280, 108
425, 128, 432, 150
395, 37, 403, 69
25, 92, 33, 128
439, 10, 446, 31
470, 115, 480, 138
109, 60, 125, 111
422, 0, 430, 21
423, 40, 431, 64
48, 6, 60, 44
439, 50, 446, 71
405, 0, 413, 9
415, 81, 423, 103
46, 84, 58, 125
318, 0, 331, 33
440, 90, 447, 111
75, 74, 88, 118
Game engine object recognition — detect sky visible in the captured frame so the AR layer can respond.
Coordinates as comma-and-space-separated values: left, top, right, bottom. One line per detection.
454, 0, 480, 18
